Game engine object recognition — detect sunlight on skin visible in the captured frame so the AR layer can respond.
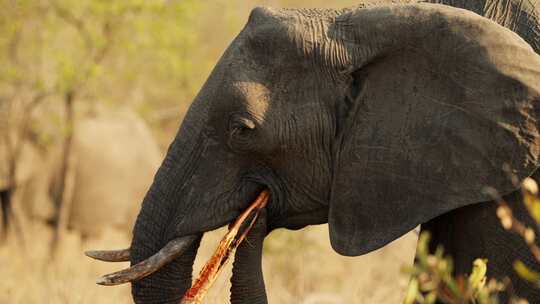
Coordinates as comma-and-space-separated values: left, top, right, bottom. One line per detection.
233, 82, 270, 123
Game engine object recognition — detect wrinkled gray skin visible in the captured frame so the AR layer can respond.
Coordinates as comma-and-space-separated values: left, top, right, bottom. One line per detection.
130, 1, 540, 303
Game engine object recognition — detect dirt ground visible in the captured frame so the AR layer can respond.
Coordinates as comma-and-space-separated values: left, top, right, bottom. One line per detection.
0, 222, 417, 304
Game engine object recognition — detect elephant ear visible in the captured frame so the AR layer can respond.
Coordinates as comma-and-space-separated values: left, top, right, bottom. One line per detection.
328, 4, 540, 256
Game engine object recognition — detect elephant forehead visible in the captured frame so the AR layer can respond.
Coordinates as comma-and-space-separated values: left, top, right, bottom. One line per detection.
232, 81, 270, 120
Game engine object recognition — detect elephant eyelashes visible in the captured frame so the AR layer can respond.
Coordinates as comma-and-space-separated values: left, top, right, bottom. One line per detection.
228, 115, 257, 152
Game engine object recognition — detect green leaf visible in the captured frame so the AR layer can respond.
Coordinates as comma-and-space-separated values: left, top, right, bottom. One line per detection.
523, 192, 540, 226
403, 278, 419, 304
416, 231, 431, 266
514, 260, 540, 283
469, 259, 488, 290
424, 292, 437, 304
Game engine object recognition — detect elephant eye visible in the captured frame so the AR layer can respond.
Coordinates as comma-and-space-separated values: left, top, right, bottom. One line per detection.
229, 115, 255, 134
228, 115, 257, 152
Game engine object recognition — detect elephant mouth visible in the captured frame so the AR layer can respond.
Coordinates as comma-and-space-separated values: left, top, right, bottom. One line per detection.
86, 189, 270, 293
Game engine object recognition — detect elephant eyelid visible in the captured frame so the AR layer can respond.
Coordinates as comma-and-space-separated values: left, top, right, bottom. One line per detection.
229, 115, 256, 134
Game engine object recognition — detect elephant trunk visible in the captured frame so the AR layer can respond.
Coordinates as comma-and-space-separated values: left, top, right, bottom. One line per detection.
128, 121, 206, 304
230, 209, 268, 304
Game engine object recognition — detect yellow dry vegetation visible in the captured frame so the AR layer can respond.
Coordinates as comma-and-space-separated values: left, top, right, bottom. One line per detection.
0, 223, 416, 304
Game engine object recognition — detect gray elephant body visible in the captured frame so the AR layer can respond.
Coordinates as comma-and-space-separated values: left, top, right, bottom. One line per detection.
66, 110, 161, 236
106, 1, 540, 303
429, 0, 540, 53
22, 109, 161, 237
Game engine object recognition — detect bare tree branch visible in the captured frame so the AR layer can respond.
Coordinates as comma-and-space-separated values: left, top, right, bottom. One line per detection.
49, 1, 93, 51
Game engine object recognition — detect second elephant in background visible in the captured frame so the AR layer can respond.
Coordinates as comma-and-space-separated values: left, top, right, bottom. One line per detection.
23, 109, 161, 238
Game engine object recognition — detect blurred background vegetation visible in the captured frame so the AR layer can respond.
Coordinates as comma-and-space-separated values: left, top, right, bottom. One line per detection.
0, 1, 422, 303
1, 0, 363, 149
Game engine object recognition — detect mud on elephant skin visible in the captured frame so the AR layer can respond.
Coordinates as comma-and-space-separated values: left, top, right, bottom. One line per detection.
91, 2, 540, 303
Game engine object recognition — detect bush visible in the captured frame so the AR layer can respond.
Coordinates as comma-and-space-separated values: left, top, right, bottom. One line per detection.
403, 177, 540, 304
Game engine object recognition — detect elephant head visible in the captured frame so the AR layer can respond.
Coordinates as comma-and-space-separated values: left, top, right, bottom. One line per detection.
93, 3, 540, 303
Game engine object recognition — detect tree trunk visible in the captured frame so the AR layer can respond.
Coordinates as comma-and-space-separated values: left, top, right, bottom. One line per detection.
0, 189, 11, 240
1, 126, 18, 241
51, 90, 76, 254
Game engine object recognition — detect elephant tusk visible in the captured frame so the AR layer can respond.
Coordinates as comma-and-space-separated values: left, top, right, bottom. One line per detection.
85, 248, 131, 262
91, 189, 270, 288
95, 234, 199, 286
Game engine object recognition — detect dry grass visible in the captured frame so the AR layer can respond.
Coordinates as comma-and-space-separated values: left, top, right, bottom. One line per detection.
0, 222, 416, 304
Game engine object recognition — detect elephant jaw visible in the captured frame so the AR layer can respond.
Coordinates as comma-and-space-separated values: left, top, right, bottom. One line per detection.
86, 189, 270, 297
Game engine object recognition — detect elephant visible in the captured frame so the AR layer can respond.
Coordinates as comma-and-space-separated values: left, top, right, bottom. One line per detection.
21, 108, 162, 238
63, 109, 162, 236
91, 1, 540, 303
